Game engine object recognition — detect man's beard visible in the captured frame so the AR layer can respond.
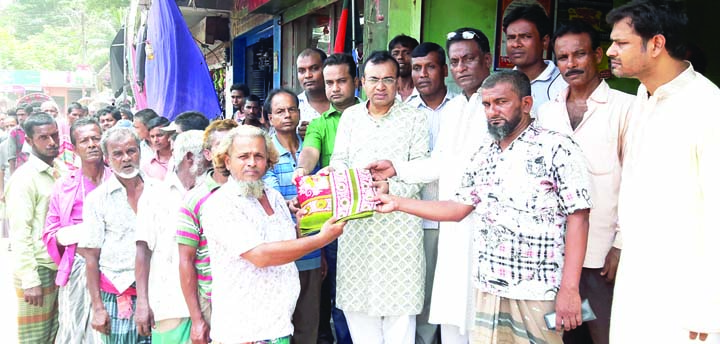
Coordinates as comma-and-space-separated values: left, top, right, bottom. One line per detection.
112, 164, 140, 179
236, 179, 265, 199
487, 112, 522, 141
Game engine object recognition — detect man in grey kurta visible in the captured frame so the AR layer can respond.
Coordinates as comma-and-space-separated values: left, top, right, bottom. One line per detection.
329, 50, 429, 343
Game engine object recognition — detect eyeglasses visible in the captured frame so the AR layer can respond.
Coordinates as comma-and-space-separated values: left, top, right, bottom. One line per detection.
447, 31, 478, 41
365, 77, 396, 86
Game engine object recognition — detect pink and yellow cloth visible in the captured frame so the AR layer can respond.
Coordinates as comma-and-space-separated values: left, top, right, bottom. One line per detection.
295, 168, 377, 235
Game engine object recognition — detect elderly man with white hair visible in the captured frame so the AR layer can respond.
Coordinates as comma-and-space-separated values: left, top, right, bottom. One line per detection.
134, 130, 206, 343
202, 125, 347, 343
78, 126, 154, 344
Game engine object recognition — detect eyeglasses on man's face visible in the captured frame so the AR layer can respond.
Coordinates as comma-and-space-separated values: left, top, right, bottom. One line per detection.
365, 77, 396, 86
447, 31, 478, 41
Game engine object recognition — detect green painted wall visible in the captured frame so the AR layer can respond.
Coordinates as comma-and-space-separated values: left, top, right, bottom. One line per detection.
388, 0, 423, 41
420, 0, 496, 92
421, 0, 497, 53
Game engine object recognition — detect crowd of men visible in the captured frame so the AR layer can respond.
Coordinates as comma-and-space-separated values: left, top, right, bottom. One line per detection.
1, 0, 718, 343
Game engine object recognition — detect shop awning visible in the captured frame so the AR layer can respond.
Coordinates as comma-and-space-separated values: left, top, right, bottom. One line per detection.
236, 0, 306, 15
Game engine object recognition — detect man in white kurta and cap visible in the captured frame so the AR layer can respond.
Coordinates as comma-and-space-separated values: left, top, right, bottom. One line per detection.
605, 1, 720, 343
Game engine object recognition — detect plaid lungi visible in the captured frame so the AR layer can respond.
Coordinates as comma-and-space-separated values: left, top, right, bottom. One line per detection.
470, 290, 563, 344
56, 254, 101, 344
99, 290, 151, 344
15, 266, 59, 344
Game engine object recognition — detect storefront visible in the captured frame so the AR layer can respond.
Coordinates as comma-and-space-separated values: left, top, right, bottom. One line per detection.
231, 0, 363, 93
232, 20, 281, 101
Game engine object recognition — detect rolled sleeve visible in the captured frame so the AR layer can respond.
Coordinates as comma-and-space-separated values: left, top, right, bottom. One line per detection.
551, 138, 593, 215
304, 119, 323, 151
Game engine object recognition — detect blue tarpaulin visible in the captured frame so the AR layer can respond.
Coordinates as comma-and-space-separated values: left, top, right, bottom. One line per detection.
145, 0, 221, 120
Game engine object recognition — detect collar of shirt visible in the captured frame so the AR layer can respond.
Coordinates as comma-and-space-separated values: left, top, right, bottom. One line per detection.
490, 119, 539, 150
554, 79, 611, 105
395, 87, 419, 103
298, 91, 308, 103
639, 63, 695, 100
163, 171, 187, 193
272, 133, 302, 158
407, 89, 457, 111
26, 153, 64, 177
322, 98, 362, 118
105, 170, 148, 194
535, 60, 559, 82
151, 150, 168, 165
514, 60, 559, 83
363, 99, 408, 120
201, 169, 221, 191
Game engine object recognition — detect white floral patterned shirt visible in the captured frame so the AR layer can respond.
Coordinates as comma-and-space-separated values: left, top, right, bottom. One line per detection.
202, 181, 300, 343
80, 173, 159, 293
455, 121, 592, 300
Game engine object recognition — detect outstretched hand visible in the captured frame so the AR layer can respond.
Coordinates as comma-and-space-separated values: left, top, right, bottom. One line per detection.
372, 193, 399, 213
320, 216, 347, 242
365, 160, 396, 181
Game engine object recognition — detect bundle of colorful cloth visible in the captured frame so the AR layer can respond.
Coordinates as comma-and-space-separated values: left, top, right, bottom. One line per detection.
295, 168, 378, 235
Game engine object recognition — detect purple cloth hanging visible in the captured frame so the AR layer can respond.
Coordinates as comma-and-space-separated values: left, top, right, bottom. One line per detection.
145, 0, 221, 120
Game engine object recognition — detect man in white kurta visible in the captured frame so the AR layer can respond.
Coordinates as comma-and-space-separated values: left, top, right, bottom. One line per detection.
606, 2, 720, 342
366, 27, 496, 344
329, 52, 429, 343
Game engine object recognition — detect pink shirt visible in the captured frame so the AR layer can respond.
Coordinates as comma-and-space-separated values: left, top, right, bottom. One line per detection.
43, 166, 113, 286
141, 152, 169, 180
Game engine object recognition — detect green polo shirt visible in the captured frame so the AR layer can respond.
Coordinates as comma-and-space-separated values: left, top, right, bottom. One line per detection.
304, 99, 360, 167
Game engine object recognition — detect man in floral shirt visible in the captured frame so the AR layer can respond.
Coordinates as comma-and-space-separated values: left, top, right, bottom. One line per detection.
373, 70, 591, 344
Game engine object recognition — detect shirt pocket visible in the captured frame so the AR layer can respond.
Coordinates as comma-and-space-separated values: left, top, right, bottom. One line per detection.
578, 126, 618, 176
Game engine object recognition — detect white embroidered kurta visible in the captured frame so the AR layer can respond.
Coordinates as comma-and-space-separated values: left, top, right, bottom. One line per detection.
330, 100, 429, 316
611, 65, 720, 343
394, 92, 488, 333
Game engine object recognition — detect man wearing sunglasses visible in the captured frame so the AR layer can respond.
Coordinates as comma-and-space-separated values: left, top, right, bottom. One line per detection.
365, 27, 493, 344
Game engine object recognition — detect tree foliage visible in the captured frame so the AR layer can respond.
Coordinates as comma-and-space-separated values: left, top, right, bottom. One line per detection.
0, 0, 129, 72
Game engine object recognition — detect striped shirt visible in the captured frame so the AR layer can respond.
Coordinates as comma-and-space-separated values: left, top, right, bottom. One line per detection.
176, 172, 220, 300
263, 134, 321, 271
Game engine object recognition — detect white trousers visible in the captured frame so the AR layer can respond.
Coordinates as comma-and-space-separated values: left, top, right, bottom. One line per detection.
344, 311, 416, 344
440, 324, 469, 344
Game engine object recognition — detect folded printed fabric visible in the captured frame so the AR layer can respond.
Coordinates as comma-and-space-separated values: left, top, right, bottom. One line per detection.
295, 168, 377, 235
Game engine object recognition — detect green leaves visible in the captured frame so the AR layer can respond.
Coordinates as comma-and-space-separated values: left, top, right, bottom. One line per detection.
0, 0, 130, 71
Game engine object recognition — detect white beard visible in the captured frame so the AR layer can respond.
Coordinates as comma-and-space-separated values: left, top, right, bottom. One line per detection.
236, 179, 265, 199
113, 167, 140, 179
